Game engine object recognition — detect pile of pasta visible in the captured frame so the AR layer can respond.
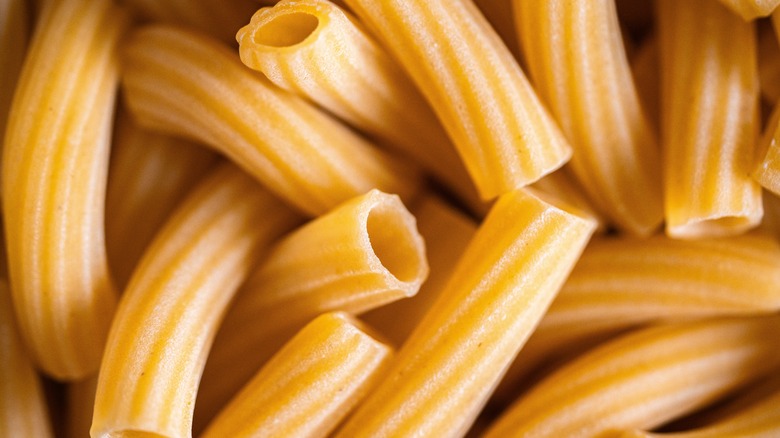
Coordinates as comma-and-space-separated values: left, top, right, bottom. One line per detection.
4, 0, 780, 437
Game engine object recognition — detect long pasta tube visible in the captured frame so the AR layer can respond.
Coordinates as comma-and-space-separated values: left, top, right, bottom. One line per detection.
0, 0, 28, 171
515, 0, 663, 235
341, 0, 572, 200
658, 0, 762, 238
122, 25, 420, 216
194, 188, 427, 430
334, 190, 596, 438
201, 312, 393, 438
716, 0, 780, 20
106, 113, 217, 288
2, 0, 127, 379
91, 163, 301, 438
0, 279, 53, 438
484, 316, 780, 438
237, 0, 480, 209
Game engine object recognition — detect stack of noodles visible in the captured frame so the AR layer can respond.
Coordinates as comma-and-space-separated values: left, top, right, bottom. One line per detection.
4, 0, 780, 437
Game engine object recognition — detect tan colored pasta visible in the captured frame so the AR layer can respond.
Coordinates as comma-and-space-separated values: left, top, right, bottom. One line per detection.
201, 312, 393, 438
122, 25, 420, 216
484, 316, 780, 438
334, 189, 596, 438
91, 163, 301, 438
342, 0, 572, 200
106, 113, 217, 288
194, 188, 427, 430
716, 0, 780, 19
2, 0, 127, 379
515, 0, 663, 235
658, 0, 762, 238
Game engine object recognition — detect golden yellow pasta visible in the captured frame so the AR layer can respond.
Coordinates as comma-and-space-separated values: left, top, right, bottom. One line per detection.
342, 0, 572, 200
201, 312, 393, 438
121, 25, 420, 216
515, 0, 663, 235
658, 0, 762, 238
91, 163, 301, 438
530, 168, 606, 232
2, 0, 126, 380
716, 0, 780, 19
334, 189, 596, 438
484, 316, 780, 438
194, 188, 427, 430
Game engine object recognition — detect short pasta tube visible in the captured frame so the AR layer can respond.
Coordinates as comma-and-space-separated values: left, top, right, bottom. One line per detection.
515, 0, 663, 235
194, 188, 427, 430
658, 0, 762, 238
342, 0, 572, 199
121, 25, 420, 216
716, 0, 780, 20
91, 163, 301, 438
334, 189, 596, 438
483, 316, 780, 438
2, 0, 127, 379
201, 312, 393, 438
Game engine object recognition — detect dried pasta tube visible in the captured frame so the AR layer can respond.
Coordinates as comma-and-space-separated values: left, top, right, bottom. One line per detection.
716, 0, 780, 19
0, 280, 53, 438
515, 0, 663, 235
658, 0, 762, 238
66, 376, 97, 438
237, 0, 480, 208
342, 0, 572, 199
334, 189, 596, 438
0, 0, 28, 167
530, 168, 606, 232
106, 113, 217, 288
2, 0, 127, 379
194, 188, 427, 430
483, 316, 780, 438
122, 25, 420, 216
91, 163, 301, 438
201, 312, 393, 438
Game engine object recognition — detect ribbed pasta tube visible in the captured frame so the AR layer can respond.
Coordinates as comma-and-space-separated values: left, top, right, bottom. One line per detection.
0, 0, 28, 169
2, 0, 127, 380
334, 189, 596, 438
716, 0, 780, 19
194, 188, 427, 430
530, 168, 606, 232
91, 163, 301, 438
341, 0, 572, 199
201, 312, 393, 438
483, 316, 780, 438
0, 280, 53, 438
106, 113, 217, 288
658, 0, 762, 238
237, 0, 480, 208
515, 0, 663, 235
66, 376, 97, 438
122, 25, 420, 216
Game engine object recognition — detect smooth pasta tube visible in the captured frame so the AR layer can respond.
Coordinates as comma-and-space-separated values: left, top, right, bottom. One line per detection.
716, 0, 780, 19
122, 25, 420, 216
194, 188, 427, 430
334, 189, 596, 438
91, 163, 301, 438
483, 316, 780, 438
237, 0, 480, 209
0, 280, 53, 438
201, 312, 393, 438
2, 0, 127, 379
658, 0, 762, 238
515, 0, 663, 235
106, 113, 217, 288
342, 0, 572, 200
0, 0, 28, 169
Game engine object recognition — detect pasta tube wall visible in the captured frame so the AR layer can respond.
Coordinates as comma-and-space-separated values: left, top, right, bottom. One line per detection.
658, 0, 762, 238
342, 0, 572, 199
334, 189, 596, 438
202, 312, 393, 438
91, 163, 301, 438
515, 0, 663, 235
2, 0, 127, 379
121, 25, 420, 216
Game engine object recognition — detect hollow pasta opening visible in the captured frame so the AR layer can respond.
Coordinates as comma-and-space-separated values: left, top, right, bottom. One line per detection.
366, 202, 424, 284
252, 12, 319, 48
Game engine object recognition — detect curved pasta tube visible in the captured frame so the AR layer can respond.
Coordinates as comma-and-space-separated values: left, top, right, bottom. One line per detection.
121, 25, 420, 216
201, 312, 393, 438
334, 189, 596, 438
2, 0, 127, 379
91, 163, 301, 438
716, 0, 780, 19
515, 0, 663, 235
342, 0, 572, 199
